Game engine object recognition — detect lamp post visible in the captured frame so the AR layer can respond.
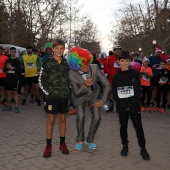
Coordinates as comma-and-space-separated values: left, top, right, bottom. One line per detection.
138, 48, 142, 55
152, 40, 157, 55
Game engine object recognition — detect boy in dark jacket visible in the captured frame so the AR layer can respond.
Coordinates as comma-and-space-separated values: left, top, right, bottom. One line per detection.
39, 38, 70, 157
113, 51, 150, 160
154, 61, 170, 114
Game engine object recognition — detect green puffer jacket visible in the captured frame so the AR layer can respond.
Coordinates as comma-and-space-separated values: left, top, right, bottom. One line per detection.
39, 57, 70, 99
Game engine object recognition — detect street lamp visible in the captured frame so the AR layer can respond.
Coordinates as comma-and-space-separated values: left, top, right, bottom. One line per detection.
138, 48, 142, 55
152, 40, 157, 54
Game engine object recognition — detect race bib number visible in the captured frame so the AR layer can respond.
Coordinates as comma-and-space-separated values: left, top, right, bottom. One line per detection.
114, 61, 120, 68
100, 63, 104, 68
160, 77, 168, 83
26, 62, 34, 68
0, 68, 2, 73
142, 75, 150, 81
117, 86, 134, 98
7, 70, 15, 74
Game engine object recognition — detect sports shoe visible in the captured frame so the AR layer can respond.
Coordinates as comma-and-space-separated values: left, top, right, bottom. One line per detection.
154, 107, 159, 112
147, 107, 151, 112
69, 109, 76, 115
121, 145, 128, 157
14, 107, 19, 113
150, 102, 155, 106
160, 108, 166, 114
1, 106, 12, 111
36, 99, 41, 106
43, 145, 52, 158
167, 105, 170, 109
85, 140, 97, 149
75, 142, 83, 150
140, 148, 150, 160
106, 101, 114, 112
59, 142, 69, 154
141, 106, 145, 112
22, 99, 26, 105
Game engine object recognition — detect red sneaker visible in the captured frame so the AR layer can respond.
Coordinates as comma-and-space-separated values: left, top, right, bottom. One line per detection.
43, 145, 52, 158
69, 109, 76, 115
147, 107, 151, 112
154, 107, 159, 112
141, 106, 145, 112
160, 108, 166, 114
59, 142, 69, 154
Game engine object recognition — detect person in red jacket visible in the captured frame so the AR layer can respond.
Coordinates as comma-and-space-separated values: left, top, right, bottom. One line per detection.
98, 51, 107, 75
0, 46, 8, 105
105, 45, 122, 112
160, 51, 168, 61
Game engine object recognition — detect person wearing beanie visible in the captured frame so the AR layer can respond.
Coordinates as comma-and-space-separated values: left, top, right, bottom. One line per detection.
67, 47, 110, 150
140, 58, 153, 112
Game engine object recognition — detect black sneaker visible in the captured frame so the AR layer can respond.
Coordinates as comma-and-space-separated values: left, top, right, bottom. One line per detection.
37, 99, 41, 106
22, 99, 26, 105
150, 102, 155, 106
167, 105, 170, 109
106, 107, 113, 112
106, 102, 114, 112
140, 148, 150, 160
121, 145, 128, 157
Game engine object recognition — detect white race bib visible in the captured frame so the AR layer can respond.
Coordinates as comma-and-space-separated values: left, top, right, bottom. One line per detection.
26, 62, 34, 68
117, 86, 134, 98
100, 63, 104, 68
114, 61, 120, 68
160, 77, 168, 83
7, 70, 15, 74
142, 75, 150, 81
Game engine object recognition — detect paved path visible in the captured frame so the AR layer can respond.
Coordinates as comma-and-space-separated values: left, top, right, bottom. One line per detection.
0, 101, 170, 170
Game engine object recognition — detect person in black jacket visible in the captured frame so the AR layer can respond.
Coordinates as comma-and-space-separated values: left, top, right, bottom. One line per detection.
154, 61, 170, 114
113, 51, 150, 160
2, 47, 22, 113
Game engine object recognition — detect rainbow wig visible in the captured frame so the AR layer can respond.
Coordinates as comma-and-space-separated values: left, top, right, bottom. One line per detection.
67, 47, 93, 71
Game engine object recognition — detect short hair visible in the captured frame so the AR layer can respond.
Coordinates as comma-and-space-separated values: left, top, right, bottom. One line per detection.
0, 46, 3, 50
26, 45, 33, 50
108, 50, 114, 55
10, 47, 16, 51
53, 38, 65, 48
160, 60, 167, 65
118, 50, 131, 60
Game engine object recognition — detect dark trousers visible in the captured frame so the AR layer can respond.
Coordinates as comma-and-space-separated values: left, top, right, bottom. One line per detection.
156, 85, 168, 109
141, 86, 151, 107
118, 110, 146, 148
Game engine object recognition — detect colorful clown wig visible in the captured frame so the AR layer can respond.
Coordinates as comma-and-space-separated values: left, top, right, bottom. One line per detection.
67, 47, 93, 71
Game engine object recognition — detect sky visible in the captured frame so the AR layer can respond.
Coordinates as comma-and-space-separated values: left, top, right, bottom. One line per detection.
79, 0, 122, 53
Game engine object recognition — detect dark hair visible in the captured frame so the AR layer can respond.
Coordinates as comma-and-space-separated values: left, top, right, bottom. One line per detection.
0, 46, 3, 50
10, 47, 16, 51
118, 50, 131, 60
53, 38, 65, 48
108, 50, 114, 55
160, 60, 167, 65
26, 45, 33, 50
